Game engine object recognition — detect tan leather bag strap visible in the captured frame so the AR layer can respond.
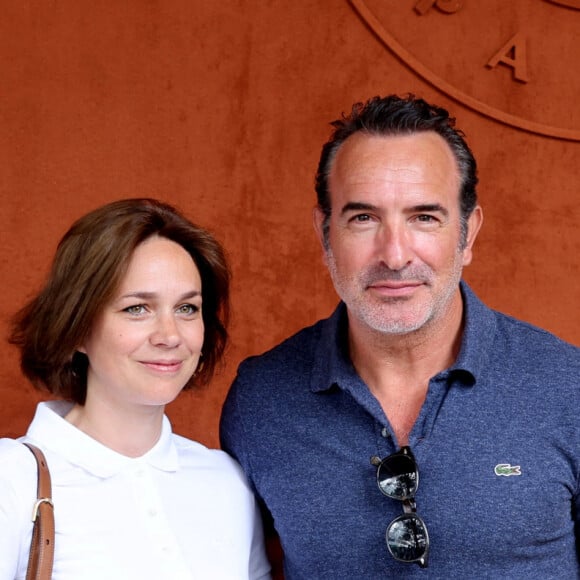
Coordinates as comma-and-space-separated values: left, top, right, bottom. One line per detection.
23, 443, 55, 580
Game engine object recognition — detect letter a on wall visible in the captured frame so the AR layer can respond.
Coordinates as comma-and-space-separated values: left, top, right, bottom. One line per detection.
487, 32, 529, 82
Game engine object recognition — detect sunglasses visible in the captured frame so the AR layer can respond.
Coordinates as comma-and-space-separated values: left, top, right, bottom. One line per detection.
370, 446, 430, 568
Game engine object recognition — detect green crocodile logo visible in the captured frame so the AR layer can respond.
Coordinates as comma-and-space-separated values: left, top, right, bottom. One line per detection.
494, 463, 522, 477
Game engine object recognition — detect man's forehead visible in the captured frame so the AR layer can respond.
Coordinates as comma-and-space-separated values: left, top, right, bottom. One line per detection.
327, 131, 461, 204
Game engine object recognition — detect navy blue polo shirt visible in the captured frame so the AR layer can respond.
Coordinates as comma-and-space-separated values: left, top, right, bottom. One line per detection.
220, 282, 580, 578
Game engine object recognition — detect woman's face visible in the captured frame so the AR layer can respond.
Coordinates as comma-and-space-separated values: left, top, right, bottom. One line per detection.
79, 235, 204, 410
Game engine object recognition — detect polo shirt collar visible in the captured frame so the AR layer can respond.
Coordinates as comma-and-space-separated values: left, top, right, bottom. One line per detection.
26, 400, 180, 478
451, 281, 497, 381
310, 280, 497, 393
310, 302, 359, 394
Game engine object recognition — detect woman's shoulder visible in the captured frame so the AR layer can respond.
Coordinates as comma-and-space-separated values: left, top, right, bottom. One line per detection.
0, 439, 41, 490
0, 437, 37, 465
0, 438, 39, 522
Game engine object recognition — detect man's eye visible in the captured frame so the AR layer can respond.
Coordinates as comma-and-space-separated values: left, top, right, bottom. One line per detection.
352, 214, 371, 222
416, 214, 438, 223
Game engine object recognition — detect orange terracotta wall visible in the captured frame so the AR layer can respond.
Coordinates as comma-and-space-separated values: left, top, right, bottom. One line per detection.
1, 0, 578, 448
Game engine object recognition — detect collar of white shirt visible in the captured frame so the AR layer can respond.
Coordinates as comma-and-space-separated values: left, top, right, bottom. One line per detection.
26, 401, 180, 478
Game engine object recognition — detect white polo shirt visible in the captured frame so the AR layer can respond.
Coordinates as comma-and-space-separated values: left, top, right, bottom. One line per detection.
0, 401, 270, 580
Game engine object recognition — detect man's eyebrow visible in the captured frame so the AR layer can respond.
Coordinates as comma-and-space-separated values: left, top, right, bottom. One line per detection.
340, 202, 449, 217
340, 202, 379, 216
411, 203, 449, 217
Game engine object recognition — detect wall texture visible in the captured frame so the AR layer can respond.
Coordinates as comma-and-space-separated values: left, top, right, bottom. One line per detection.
1, 0, 578, 448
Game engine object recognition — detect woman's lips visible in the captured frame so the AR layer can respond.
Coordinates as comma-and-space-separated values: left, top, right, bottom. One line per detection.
140, 360, 183, 372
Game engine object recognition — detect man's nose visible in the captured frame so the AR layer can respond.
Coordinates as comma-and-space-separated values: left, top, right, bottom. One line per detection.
374, 223, 413, 271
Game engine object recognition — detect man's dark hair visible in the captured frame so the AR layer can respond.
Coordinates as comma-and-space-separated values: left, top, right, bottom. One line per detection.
315, 94, 478, 246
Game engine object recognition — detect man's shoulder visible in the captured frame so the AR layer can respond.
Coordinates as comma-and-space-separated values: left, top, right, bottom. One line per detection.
492, 308, 579, 362
482, 309, 580, 396
238, 314, 330, 379
462, 282, 579, 368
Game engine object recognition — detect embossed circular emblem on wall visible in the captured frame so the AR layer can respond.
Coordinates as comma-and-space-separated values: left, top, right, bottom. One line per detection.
350, 0, 580, 141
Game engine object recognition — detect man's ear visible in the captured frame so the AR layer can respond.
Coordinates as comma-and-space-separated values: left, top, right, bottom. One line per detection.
462, 205, 483, 266
312, 206, 327, 256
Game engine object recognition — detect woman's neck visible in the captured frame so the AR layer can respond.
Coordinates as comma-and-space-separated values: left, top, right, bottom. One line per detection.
64, 398, 165, 458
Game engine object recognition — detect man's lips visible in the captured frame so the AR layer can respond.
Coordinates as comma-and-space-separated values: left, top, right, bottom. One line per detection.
368, 280, 423, 288
367, 280, 424, 295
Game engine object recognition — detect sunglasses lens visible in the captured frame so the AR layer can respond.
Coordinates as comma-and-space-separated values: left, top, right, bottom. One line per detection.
386, 514, 429, 563
377, 454, 418, 499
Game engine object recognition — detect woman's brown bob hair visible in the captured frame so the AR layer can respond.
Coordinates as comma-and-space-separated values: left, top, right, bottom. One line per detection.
10, 198, 230, 404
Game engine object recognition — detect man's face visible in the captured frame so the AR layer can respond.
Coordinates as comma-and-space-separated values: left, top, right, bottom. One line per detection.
314, 131, 482, 336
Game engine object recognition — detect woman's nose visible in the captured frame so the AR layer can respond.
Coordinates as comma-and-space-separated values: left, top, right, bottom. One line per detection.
150, 314, 181, 347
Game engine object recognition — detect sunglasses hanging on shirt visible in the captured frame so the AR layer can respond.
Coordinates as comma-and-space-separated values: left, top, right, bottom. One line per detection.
370, 446, 430, 568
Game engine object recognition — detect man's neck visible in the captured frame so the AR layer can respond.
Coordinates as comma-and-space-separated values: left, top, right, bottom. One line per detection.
347, 290, 465, 445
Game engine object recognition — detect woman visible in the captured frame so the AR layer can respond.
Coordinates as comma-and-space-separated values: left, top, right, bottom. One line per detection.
0, 198, 270, 579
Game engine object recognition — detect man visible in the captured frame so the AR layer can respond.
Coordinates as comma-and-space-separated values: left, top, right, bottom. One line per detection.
220, 94, 580, 577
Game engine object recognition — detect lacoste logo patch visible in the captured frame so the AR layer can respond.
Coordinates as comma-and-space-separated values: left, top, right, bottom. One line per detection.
494, 463, 522, 477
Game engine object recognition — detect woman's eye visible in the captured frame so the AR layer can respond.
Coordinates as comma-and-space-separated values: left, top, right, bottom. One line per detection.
124, 304, 146, 315
177, 303, 199, 315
